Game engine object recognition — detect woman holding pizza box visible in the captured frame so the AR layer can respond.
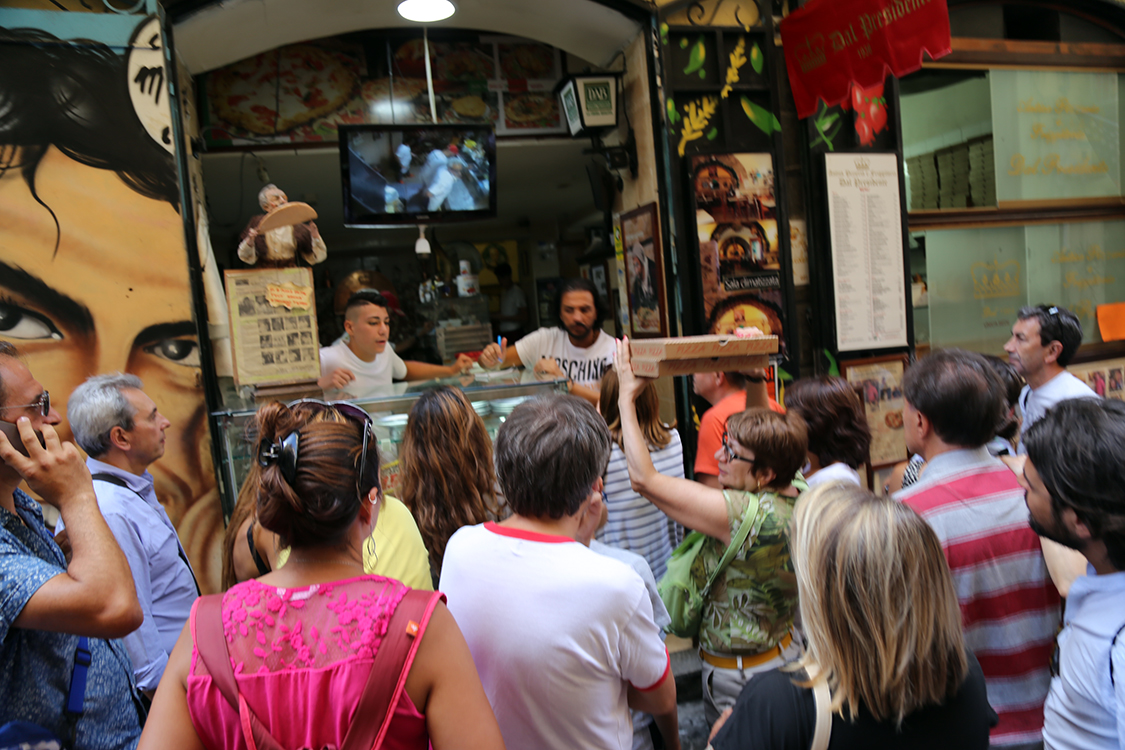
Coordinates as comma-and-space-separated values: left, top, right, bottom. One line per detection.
615, 337, 810, 726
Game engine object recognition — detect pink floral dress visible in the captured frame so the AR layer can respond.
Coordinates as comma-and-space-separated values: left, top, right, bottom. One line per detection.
187, 575, 437, 750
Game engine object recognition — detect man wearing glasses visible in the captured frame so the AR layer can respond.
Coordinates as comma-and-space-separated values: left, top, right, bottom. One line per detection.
895, 349, 1060, 750
0, 343, 144, 748
1021, 399, 1125, 750
60, 373, 199, 703
1004, 304, 1097, 451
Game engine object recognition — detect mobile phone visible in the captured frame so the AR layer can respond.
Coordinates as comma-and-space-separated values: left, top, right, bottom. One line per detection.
0, 420, 45, 458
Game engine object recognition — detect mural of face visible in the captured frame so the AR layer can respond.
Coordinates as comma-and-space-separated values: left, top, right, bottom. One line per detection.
0, 147, 216, 579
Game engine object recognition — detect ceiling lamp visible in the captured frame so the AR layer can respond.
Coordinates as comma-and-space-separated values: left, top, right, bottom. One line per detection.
397, 0, 455, 22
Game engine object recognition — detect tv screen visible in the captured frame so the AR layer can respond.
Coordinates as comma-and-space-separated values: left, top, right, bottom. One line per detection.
339, 124, 497, 227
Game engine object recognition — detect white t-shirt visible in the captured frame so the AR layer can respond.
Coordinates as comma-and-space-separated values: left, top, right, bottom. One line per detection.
318, 339, 407, 395
1018, 371, 1099, 452
805, 461, 861, 488
515, 327, 616, 388
440, 522, 671, 750
498, 285, 528, 333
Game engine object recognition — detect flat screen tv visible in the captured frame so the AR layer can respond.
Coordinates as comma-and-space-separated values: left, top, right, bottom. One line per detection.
338, 124, 497, 227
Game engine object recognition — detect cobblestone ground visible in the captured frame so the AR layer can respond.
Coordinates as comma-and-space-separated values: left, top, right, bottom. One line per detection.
677, 692, 710, 750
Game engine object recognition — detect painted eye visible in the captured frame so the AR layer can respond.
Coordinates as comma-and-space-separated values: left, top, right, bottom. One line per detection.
145, 338, 200, 367
0, 300, 63, 340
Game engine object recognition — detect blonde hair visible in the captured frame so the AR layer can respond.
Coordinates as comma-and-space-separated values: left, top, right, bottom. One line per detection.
790, 482, 967, 726
599, 368, 674, 449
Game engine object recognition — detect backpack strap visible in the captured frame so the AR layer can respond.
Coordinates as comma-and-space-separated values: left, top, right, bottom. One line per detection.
1110, 622, 1125, 687
343, 588, 444, 750
194, 594, 239, 709
702, 491, 761, 599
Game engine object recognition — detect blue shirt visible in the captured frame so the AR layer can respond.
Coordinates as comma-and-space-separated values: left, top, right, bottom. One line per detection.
1043, 564, 1125, 750
0, 489, 141, 750
57, 458, 198, 691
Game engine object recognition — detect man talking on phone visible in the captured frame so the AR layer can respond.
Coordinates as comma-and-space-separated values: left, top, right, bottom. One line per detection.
0, 342, 143, 749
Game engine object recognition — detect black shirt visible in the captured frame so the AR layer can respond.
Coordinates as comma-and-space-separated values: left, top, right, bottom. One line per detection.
712, 652, 997, 750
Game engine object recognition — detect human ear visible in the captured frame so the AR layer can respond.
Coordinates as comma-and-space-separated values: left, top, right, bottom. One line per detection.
1045, 341, 1064, 365
756, 467, 777, 490
109, 425, 130, 451
1061, 507, 1093, 541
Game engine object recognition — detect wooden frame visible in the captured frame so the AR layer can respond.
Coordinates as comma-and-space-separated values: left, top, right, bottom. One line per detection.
620, 202, 668, 338
840, 353, 911, 469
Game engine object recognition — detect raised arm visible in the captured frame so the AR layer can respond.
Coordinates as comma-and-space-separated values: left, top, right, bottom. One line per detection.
1, 418, 142, 638
616, 339, 732, 544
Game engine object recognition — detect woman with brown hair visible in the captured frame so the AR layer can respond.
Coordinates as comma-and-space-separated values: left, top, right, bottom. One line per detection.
783, 376, 871, 487
709, 482, 995, 749
615, 338, 810, 726
598, 368, 684, 580
141, 400, 504, 750
399, 386, 501, 585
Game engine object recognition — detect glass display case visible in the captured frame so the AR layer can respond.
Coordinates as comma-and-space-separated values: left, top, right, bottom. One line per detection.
210, 370, 569, 517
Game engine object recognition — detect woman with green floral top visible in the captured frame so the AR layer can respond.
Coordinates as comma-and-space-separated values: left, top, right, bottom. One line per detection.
615, 338, 810, 725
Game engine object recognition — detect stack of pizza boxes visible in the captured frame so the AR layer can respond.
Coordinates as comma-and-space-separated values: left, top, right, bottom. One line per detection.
628, 334, 778, 377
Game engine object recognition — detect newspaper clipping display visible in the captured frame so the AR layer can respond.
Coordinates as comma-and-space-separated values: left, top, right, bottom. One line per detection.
843, 357, 907, 467
226, 268, 320, 386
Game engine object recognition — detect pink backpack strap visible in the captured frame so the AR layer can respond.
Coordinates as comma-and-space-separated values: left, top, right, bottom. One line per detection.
342, 588, 445, 750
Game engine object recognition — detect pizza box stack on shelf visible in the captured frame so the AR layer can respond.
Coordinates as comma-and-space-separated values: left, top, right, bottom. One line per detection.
937, 144, 971, 209
969, 137, 996, 208
907, 153, 940, 210
629, 334, 777, 377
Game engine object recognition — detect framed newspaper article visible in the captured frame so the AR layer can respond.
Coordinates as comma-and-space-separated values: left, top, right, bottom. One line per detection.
225, 268, 320, 387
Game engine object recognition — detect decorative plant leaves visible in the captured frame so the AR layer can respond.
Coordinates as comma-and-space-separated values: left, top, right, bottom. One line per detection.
741, 96, 781, 136
684, 36, 707, 77
678, 96, 718, 156
750, 42, 763, 75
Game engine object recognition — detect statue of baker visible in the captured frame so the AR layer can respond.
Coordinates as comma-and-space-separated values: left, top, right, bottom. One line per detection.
237, 184, 327, 268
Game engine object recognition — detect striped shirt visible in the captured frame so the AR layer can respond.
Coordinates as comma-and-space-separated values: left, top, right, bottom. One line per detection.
897, 447, 1061, 747
597, 431, 685, 582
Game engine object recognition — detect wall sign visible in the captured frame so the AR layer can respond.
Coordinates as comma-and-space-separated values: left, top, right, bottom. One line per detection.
226, 268, 321, 387
842, 354, 908, 467
825, 152, 908, 350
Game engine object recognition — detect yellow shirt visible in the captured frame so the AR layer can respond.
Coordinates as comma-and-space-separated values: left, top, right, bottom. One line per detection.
276, 495, 433, 590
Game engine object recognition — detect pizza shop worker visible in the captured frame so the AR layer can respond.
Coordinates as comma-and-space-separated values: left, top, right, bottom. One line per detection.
478, 278, 614, 406
238, 184, 327, 268
318, 290, 474, 394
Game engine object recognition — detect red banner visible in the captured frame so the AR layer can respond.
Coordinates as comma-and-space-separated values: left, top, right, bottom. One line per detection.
780, 0, 952, 119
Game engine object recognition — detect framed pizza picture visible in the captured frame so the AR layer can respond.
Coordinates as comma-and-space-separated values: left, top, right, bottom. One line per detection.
620, 203, 667, 338
840, 354, 910, 469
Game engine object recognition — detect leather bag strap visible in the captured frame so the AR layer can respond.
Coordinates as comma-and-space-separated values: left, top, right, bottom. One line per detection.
194, 594, 239, 710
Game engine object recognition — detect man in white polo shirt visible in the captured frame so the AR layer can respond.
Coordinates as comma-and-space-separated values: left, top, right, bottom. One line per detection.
318, 290, 473, 395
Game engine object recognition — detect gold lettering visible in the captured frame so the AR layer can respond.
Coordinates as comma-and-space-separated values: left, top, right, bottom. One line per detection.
1052, 249, 1085, 264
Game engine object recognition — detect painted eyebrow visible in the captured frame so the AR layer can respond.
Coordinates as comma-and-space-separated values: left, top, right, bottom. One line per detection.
0, 260, 95, 336
133, 321, 198, 349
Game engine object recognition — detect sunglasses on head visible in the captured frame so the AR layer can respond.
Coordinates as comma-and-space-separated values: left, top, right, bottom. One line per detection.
258, 399, 375, 498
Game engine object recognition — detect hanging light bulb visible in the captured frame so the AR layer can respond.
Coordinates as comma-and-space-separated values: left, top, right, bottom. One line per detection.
397, 0, 455, 23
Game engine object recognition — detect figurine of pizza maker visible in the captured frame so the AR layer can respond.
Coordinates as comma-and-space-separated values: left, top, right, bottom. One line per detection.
238, 184, 327, 268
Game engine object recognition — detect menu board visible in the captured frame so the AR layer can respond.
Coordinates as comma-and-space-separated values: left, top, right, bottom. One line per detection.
225, 268, 320, 387
825, 153, 908, 351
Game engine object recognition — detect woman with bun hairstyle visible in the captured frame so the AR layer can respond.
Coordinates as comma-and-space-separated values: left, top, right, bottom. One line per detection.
709, 482, 996, 749
399, 386, 501, 586
782, 376, 871, 487
140, 400, 504, 750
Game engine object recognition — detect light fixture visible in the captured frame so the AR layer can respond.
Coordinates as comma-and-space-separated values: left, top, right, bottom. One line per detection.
397, 0, 455, 23
415, 225, 431, 256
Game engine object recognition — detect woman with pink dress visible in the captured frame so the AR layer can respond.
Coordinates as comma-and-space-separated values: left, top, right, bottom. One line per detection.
139, 399, 505, 750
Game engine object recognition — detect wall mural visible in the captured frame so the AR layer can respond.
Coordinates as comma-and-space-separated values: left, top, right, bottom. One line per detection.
0, 19, 222, 592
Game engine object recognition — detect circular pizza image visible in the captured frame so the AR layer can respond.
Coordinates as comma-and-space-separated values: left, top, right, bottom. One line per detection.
210, 44, 358, 135
885, 411, 904, 429
504, 93, 559, 128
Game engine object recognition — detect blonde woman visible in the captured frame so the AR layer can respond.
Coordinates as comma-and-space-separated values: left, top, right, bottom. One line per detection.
709, 482, 996, 749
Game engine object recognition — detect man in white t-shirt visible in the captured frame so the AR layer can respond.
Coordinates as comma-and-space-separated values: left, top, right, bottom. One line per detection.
492, 263, 528, 341
439, 394, 679, 750
1004, 304, 1098, 451
318, 290, 473, 395
479, 278, 614, 405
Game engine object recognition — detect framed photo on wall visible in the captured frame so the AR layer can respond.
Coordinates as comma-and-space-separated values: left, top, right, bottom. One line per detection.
620, 202, 667, 337
840, 354, 909, 469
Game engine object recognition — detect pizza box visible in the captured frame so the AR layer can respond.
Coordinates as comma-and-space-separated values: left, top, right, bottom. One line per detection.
259, 201, 318, 232
630, 354, 770, 378
629, 334, 778, 361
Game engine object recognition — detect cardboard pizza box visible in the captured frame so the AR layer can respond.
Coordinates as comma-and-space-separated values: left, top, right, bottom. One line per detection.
630, 354, 770, 378
259, 201, 318, 232
629, 334, 778, 361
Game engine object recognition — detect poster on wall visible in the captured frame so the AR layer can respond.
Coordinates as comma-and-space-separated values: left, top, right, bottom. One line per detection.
825, 152, 908, 351
692, 153, 787, 355
1071, 357, 1125, 401
226, 268, 321, 387
0, 17, 220, 590
842, 355, 908, 468
621, 203, 667, 337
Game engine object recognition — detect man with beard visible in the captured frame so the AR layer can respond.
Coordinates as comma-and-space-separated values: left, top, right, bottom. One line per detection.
1021, 399, 1125, 750
1004, 305, 1097, 450
895, 349, 1060, 750
479, 278, 614, 406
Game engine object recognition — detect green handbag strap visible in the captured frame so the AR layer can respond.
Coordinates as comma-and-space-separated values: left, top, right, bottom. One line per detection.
701, 491, 761, 598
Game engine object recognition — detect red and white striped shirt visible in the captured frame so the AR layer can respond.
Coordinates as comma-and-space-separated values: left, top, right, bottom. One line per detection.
897, 447, 1061, 747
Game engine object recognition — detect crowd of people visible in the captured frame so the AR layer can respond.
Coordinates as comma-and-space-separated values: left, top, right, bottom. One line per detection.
1, 298, 1123, 750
